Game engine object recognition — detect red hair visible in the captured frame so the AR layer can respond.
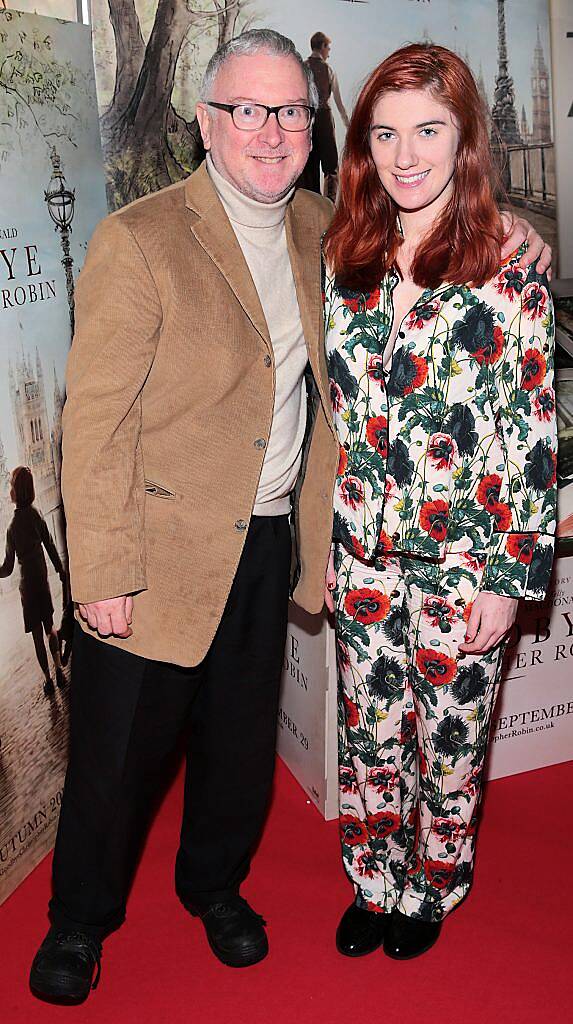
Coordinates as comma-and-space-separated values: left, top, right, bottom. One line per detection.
324, 43, 503, 291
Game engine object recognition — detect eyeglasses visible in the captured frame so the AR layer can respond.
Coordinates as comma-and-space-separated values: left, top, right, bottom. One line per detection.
206, 101, 315, 132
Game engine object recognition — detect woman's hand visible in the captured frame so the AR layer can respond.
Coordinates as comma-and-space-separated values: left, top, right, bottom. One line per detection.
325, 547, 336, 613
500, 211, 552, 277
459, 591, 518, 654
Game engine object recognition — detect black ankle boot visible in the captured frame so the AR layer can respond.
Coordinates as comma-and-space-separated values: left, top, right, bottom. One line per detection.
30, 928, 102, 1004
384, 910, 442, 959
336, 902, 387, 957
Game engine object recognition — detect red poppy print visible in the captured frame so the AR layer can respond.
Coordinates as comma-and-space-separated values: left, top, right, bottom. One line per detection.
403, 354, 428, 394
462, 767, 482, 797
407, 299, 440, 330
350, 536, 366, 558
340, 476, 364, 510
376, 530, 393, 555
337, 445, 348, 476
367, 353, 385, 387
367, 767, 398, 792
344, 588, 390, 625
384, 475, 397, 504
506, 533, 539, 564
367, 811, 401, 839
400, 710, 417, 745
494, 265, 525, 301
522, 282, 548, 321
419, 750, 428, 776
339, 814, 369, 847
431, 818, 463, 843
354, 852, 380, 878
521, 348, 547, 391
339, 767, 358, 795
422, 596, 457, 629
407, 854, 422, 877
492, 501, 512, 531
416, 649, 457, 687
533, 387, 555, 422
330, 378, 344, 412
424, 859, 457, 890
473, 324, 505, 365
342, 692, 360, 728
419, 499, 449, 542
462, 551, 487, 572
341, 288, 380, 314
365, 415, 388, 456
476, 473, 502, 509
427, 433, 457, 470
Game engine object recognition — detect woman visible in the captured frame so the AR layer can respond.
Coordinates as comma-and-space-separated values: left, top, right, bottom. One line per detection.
0, 466, 67, 695
322, 44, 557, 960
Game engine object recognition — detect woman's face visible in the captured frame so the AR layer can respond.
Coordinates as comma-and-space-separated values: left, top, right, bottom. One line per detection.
369, 87, 459, 215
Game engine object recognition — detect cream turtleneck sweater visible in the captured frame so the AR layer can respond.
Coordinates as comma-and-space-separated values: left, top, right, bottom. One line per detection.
207, 155, 308, 516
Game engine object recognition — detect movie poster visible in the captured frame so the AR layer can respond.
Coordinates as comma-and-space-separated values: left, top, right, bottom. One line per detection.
0, 9, 107, 903
90, 0, 556, 263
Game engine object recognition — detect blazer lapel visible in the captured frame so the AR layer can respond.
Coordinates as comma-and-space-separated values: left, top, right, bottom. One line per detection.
184, 163, 271, 350
286, 197, 334, 433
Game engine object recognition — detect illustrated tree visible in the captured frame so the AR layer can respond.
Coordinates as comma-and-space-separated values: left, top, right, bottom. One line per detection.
101, 0, 252, 208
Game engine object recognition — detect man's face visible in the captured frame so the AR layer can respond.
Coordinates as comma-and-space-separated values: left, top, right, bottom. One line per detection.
196, 53, 312, 204
320, 42, 331, 60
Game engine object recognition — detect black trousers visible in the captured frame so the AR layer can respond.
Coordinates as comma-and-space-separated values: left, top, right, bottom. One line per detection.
50, 515, 291, 939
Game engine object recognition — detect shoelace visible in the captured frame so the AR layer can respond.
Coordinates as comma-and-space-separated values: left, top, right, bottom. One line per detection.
54, 931, 103, 989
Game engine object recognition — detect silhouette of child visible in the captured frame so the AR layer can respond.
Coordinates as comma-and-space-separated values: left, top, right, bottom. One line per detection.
0, 466, 67, 695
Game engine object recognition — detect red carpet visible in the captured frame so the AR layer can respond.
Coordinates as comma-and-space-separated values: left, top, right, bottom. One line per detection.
2, 758, 571, 1024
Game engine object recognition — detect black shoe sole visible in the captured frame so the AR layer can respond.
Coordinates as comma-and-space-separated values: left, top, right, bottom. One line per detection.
30, 978, 91, 1005
206, 935, 269, 968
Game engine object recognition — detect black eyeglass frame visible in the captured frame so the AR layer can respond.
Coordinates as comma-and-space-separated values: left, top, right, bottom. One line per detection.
206, 101, 315, 132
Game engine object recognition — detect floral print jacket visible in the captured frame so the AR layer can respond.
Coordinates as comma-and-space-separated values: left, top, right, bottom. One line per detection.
325, 248, 557, 600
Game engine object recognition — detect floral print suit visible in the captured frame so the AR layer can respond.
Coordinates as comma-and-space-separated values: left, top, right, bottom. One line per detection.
325, 249, 557, 921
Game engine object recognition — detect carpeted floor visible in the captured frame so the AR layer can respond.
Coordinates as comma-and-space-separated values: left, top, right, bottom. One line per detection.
2, 758, 571, 1024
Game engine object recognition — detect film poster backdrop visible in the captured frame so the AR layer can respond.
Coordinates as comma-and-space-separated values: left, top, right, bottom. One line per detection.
0, 9, 107, 902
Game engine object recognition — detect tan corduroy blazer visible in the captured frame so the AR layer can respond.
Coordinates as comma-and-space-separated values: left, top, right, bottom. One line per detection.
62, 162, 338, 667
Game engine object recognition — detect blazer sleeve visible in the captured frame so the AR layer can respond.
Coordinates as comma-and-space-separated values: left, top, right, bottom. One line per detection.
62, 214, 162, 605
480, 263, 557, 601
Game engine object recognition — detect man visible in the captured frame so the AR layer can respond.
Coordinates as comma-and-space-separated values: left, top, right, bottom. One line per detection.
300, 31, 350, 201
29, 27, 548, 1005
29, 29, 336, 1005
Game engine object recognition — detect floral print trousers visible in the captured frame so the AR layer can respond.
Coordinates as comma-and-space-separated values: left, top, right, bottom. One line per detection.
334, 546, 506, 922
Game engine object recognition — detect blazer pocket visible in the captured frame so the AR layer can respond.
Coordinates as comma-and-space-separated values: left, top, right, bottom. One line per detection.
144, 479, 179, 500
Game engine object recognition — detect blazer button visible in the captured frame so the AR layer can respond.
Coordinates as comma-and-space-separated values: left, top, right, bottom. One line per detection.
234, 519, 247, 531
254, 438, 267, 450
264, 354, 272, 367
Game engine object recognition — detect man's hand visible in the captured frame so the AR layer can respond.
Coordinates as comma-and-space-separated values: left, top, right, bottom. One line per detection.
459, 591, 518, 655
500, 211, 552, 277
325, 547, 336, 613
78, 595, 133, 639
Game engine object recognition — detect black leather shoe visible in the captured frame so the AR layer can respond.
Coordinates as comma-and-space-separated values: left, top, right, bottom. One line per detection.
192, 896, 268, 967
336, 902, 387, 957
383, 911, 442, 960
29, 929, 102, 1004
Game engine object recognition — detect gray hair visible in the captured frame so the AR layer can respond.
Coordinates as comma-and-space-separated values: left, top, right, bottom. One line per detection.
200, 28, 319, 110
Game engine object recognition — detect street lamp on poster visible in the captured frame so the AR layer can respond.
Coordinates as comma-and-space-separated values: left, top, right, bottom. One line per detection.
44, 148, 76, 337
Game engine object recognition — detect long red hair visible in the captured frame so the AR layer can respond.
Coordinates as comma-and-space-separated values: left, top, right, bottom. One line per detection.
323, 43, 503, 291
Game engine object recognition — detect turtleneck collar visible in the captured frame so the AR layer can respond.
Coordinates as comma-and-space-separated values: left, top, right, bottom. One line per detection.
206, 153, 294, 229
